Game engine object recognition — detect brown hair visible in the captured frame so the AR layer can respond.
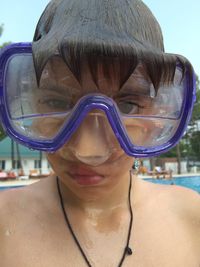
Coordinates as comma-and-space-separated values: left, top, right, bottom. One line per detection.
32, 0, 193, 90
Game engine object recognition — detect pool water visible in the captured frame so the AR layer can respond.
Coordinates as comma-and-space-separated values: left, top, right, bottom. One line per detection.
0, 176, 200, 193
143, 176, 200, 193
0, 185, 23, 191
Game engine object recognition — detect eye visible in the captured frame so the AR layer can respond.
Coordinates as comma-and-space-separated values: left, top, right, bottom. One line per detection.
117, 101, 140, 115
38, 98, 72, 111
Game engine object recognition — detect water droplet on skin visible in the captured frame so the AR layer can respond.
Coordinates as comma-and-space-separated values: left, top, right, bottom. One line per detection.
5, 229, 11, 236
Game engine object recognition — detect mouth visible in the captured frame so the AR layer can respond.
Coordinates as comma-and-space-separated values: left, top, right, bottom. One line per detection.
67, 166, 105, 186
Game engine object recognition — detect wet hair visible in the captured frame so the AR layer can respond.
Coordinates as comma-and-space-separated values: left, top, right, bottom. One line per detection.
32, 0, 193, 90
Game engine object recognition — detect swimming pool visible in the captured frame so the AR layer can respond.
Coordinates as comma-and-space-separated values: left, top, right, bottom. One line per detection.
0, 185, 23, 191
0, 176, 200, 193
143, 176, 200, 193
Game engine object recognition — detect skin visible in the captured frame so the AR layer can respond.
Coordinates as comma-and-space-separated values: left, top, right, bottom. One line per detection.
0, 62, 200, 267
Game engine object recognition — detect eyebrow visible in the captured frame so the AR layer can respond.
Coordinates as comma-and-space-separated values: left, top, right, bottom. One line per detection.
117, 91, 152, 99
37, 85, 80, 95
119, 82, 151, 96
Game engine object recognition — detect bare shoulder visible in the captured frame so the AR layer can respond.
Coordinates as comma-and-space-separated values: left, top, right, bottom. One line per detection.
163, 183, 200, 246
137, 178, 200, 235
0, 177, 63, 265
167, 183, 200, 222
143, 178, 200, 216
0, 182, 39, 245
0, 177, 57, 224
0, 176, 58, 251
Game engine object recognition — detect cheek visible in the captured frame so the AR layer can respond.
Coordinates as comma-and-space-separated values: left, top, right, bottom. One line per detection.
31, 118, 65, 138
46, 152, 65, 180
124, 118, 163, 147
124, 120, 149, 146
46, 152, 69, 176
111, 153, 133, 173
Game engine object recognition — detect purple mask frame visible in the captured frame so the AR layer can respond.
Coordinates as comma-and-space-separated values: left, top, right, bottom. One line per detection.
0, 43, 196, 158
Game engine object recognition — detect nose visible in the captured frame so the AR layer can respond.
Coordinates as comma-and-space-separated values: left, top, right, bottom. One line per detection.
67, 110, 121, 166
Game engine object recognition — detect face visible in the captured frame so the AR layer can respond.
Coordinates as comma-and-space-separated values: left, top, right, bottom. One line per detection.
30, 56, 177, 201
39, 57, 135, 200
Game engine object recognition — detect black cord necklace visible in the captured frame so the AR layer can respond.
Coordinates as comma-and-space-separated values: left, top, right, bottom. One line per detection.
56, 170, 133, 267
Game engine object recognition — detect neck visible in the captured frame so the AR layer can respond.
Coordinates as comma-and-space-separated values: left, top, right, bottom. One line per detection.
56, 173, 134, 266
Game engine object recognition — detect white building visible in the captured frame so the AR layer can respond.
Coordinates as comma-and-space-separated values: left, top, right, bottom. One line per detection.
0, 137, 51, 176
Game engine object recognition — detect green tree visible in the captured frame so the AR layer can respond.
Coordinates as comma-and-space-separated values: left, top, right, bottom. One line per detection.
0, 24, 3, 36
0, 24, 11, 48
0, 24, 10, 141
0, 126, 6, 141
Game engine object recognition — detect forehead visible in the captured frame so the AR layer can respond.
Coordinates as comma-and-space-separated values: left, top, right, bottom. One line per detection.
42, 56, 150, 89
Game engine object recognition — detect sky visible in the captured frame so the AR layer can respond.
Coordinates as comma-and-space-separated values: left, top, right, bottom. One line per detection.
1, 1, 200, 76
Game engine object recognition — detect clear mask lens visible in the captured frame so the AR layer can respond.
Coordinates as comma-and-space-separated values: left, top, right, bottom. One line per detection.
5, 53, 186, 152
121, 67, 184, 148
6, 54, 71, 140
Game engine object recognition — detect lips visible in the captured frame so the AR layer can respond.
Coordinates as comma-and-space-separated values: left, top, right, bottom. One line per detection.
68, 166, 105, 186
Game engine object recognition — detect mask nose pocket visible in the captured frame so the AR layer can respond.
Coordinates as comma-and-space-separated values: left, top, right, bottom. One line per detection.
67, 110, 121, 166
